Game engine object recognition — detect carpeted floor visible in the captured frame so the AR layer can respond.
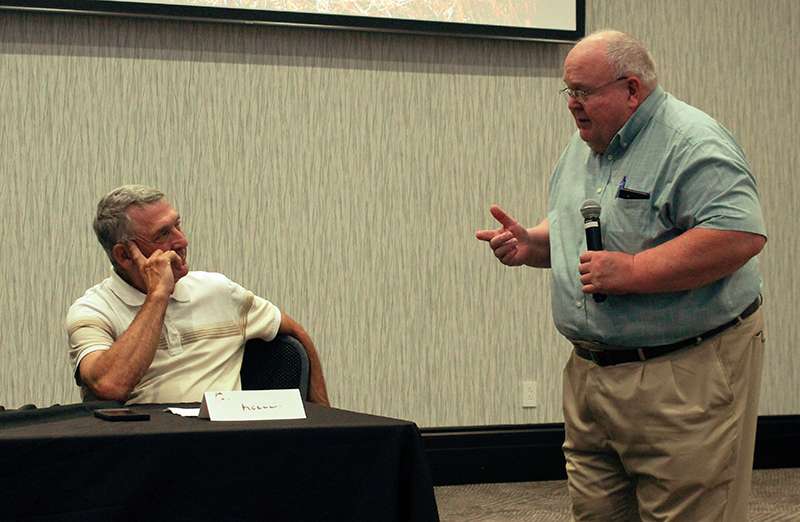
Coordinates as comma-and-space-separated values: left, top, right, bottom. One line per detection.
435, 468, 800, 521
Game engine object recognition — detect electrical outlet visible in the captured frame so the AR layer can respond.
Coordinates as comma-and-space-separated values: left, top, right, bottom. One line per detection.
522, 380, 537, 408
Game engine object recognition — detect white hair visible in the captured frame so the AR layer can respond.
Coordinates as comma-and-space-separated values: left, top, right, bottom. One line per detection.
582, 30, 658, 89
93, 184, 165, 265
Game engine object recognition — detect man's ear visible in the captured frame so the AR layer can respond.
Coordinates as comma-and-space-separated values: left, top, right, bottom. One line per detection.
626, 76, 644, 109
111, 243, 131, 268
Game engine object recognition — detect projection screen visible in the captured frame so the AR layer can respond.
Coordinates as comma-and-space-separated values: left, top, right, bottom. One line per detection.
0, 0, 585, 42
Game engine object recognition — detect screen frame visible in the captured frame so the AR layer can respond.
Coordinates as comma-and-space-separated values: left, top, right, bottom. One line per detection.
0, 0, 586, 43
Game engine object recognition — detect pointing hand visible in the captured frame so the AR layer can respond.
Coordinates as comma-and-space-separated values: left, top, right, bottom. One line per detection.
476, 205, 534, 267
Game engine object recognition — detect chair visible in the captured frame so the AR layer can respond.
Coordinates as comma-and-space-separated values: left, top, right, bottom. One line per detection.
240, 334, 310, 400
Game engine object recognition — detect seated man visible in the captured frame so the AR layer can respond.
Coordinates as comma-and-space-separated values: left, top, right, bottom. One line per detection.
66, 185, 329, 405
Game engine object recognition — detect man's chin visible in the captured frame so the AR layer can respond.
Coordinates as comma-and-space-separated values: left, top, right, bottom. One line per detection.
578, 130, 605, 152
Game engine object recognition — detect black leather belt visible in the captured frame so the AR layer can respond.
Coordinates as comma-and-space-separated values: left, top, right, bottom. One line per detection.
573, 296, 762, 367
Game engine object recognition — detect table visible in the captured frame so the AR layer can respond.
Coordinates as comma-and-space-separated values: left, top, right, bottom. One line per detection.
0, 401, 439, 521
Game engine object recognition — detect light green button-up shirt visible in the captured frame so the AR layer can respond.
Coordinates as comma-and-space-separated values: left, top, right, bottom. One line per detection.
547, 86, 766, 346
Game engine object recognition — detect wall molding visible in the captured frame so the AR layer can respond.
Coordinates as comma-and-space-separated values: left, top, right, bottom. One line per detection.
421, 415, 800, 486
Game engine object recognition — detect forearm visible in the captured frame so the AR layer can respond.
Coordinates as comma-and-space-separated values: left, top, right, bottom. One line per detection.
293, 329, 330, 406
628, 228, 765, 293
279, 314, 330, 406
81, 293, 169, 401
524, 219, 551, 268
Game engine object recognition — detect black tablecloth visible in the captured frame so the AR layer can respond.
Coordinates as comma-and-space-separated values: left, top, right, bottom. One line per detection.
0, 402, 439, 522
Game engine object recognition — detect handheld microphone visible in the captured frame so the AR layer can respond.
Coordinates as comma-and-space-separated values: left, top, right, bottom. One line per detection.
580, 200, 607, 303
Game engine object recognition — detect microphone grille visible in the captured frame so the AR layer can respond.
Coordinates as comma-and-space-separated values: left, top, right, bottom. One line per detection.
580, 199, 601, 220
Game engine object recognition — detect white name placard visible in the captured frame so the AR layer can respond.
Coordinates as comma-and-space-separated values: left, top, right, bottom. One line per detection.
198, 389, 306, 421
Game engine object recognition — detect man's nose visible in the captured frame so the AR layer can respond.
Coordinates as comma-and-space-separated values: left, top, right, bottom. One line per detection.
171, 228, 188, 248
567, 96, 583, 111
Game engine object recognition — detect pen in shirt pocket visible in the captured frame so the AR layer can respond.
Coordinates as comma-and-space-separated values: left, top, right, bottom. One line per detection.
616, 176, 650, 199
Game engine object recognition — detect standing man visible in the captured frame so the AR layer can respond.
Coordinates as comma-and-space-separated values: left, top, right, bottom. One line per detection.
67, 184, 330, 406
477, 31, 766, 520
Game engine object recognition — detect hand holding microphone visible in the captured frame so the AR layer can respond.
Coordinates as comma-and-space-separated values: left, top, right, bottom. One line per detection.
580, 200, 607, 302
578, 200, 637, 300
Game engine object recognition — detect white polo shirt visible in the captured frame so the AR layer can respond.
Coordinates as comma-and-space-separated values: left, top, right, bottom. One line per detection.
66, 270, 281, 404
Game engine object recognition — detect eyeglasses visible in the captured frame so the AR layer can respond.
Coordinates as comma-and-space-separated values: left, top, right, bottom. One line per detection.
559, 77, 629, 102
127, 219, 184, 249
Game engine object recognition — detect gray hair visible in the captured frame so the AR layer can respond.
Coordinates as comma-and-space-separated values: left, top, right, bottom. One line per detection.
93, 184, 165, 264
585, 30, 658, 89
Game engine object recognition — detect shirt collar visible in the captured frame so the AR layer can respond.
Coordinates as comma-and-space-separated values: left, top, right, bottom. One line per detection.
108, 269, 191, 306
605, 85, 666, 157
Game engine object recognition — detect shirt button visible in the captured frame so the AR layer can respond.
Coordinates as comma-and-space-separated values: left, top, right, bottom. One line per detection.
576, 300, 583, 308
596, 188, 602, 194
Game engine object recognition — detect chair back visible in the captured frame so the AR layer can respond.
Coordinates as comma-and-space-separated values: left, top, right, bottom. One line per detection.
240, 334, 310, 400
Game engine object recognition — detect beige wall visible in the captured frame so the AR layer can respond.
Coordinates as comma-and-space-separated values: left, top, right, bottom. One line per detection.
0, 0, 797, 426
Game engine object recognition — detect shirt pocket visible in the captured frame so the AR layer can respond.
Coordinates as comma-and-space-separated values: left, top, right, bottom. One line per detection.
603, 198, 660, 252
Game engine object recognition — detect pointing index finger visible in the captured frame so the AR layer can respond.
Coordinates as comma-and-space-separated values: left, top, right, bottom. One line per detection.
489, 205, 518, 229
127, 241, 146, 264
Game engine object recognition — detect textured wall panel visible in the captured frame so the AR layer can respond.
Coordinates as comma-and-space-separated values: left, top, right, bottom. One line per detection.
0, 0, 796, 425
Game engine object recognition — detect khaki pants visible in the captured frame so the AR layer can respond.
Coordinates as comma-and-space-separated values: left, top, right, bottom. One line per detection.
563, 309, 765, 521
